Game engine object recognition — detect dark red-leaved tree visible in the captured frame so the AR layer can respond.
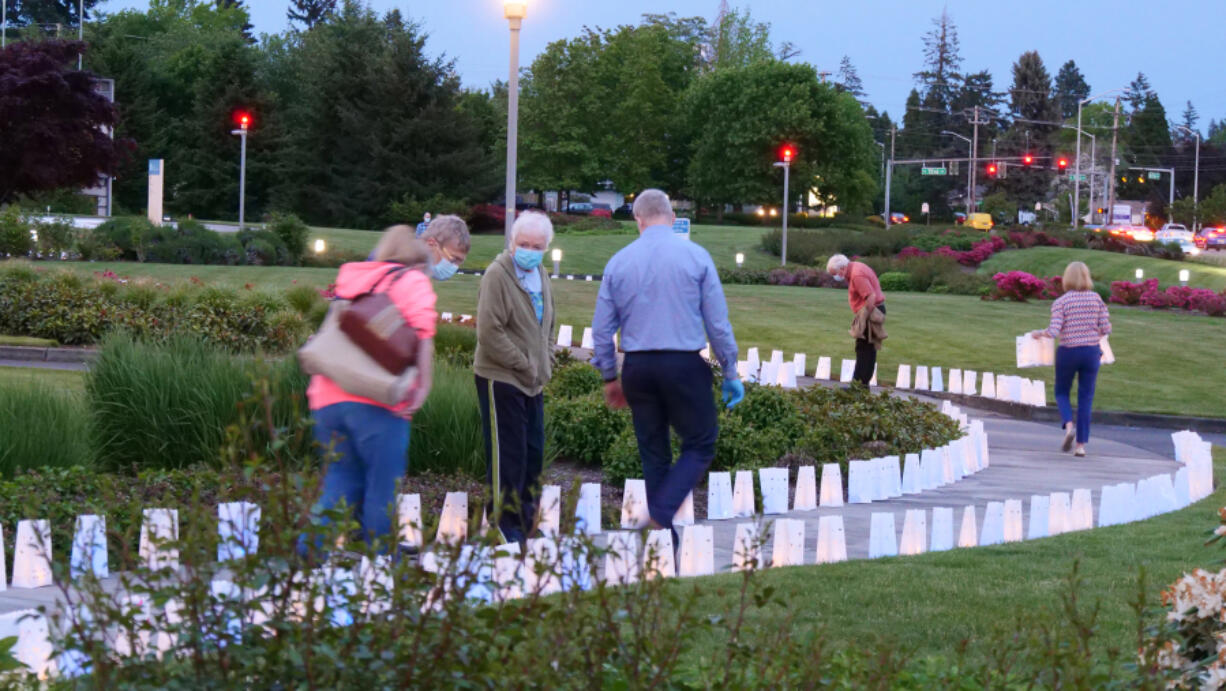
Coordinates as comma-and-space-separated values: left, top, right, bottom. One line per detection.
0, 40, 131, 205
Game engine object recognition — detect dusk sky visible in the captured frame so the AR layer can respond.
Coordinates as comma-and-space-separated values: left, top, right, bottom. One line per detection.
100, 0, 1226, 128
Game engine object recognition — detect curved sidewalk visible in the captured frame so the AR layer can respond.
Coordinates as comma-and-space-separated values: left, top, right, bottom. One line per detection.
706, 404, 1191, 567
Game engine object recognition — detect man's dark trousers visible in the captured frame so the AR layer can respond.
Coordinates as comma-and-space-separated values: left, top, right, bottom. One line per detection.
475, 375, 545, 543
853, 303, 886, 387
620, 351, 718, 534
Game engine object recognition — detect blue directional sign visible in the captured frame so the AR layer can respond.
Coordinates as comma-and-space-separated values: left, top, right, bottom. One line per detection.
672, 217, 691, 241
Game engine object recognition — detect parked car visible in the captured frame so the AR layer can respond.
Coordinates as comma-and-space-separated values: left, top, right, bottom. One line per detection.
614, 203, 633, 216
966, 212, 994, 231
953, 212, 967, 225
565, 202, 592, 215
591, 203, 613, 219
889, 212, 910, 224
1196, 227, 1226, 250
1154, 228, 1199, 255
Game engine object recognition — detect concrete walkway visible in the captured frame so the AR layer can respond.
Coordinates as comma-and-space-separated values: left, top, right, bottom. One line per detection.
0, 399, 1197, 616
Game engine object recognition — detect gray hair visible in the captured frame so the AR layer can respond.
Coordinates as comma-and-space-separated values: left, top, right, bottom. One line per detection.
632, 189, 674, 222
511, 210, 554, 245
421, 214, 471, 252
826, 254, 850, 273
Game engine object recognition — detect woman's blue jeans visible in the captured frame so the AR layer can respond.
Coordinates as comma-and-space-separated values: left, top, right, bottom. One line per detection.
1054, 345, 1101, 444
300, 402, 409, 555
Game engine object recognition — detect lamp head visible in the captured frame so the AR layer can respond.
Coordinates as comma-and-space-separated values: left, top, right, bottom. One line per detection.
504, 1, 527, 20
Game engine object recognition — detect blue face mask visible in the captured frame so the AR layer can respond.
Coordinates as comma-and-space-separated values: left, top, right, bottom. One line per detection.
514, 248, 544, 271
430, 258, 458, 281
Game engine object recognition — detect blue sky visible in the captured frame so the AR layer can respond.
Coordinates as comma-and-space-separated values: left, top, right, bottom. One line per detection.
99, 0, 1226, 128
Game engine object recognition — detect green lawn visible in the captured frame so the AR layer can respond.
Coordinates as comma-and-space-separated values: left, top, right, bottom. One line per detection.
431, 275, 1225, 417
31, 259, 1226, 416
0, 366, 84, 394
681, 449, 1226, 663
311, 223, 782, 274
980, 246, 1226, 291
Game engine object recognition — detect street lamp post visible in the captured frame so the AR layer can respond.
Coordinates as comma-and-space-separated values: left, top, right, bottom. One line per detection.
1175, 125, 1201, 230
503, 1, 527, 248
773, 145, 794, 267
230, 114, 250, 230
941, 130, 973, 215
78, 0, 83, 68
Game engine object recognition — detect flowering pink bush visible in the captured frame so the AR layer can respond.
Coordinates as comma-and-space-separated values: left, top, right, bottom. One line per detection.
991, 271, 1048, 301
1190, 291, 1226, 317
900, 236, 1006, 267
1040, 276, 1064, 300
1110, 279, 1158, 306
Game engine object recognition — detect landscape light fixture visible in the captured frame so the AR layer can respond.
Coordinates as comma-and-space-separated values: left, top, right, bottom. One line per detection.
1135, 269, 1144, 280
314, 239, 326, 254
735, 252, 744, 267
551, 247, 562, 278
1180, 269, 1190, 285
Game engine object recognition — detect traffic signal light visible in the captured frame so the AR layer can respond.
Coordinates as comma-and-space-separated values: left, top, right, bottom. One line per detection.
1056, 157, 1068, 171
779, 144, 795, 163
986, 162, 998, 177
234, 110, 253, 130
1022, 153, 1034, 166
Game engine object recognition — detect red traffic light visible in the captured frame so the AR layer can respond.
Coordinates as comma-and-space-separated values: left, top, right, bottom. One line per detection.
1022, 154, 1034, 166
986, 163, 998, 176
1056, 157, 1069, 170
780, 145, 796, 163
234, 111, 253, 129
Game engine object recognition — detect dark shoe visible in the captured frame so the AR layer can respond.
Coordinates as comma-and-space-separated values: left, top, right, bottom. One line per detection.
1061, 423, 1075, 453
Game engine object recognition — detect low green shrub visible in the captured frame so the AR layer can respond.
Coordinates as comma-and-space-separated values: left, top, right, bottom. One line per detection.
266, 212, 310, 262
0, 382, 90, 476
760, 226, 916, 264
0, 266, 310, 351
385, 192, 471, 226
545, 361, 604, 399
90, 216, 156, 260
33, 217, 76, 258
878, 271, 914, 291
434, 323, 477, 367
546, 392, 631, 468
0, 205, 32, 258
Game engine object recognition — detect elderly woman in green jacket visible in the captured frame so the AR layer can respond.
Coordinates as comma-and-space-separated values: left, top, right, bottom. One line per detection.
474, 211, 556, 544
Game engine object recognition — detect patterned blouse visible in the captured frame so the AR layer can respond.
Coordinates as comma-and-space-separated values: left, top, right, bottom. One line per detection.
1044, 290, 1112, 348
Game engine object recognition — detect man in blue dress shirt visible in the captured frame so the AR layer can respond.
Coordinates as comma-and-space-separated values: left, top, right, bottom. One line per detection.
592, 189, 745, 538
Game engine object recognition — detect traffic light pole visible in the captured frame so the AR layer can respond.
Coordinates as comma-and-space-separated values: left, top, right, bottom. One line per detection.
968, 107, 981, 215
1107, 98, 1121, 220
781, 162, 789, 266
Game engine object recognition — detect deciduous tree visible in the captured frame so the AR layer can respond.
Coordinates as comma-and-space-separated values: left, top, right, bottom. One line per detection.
0, 40, 128, 205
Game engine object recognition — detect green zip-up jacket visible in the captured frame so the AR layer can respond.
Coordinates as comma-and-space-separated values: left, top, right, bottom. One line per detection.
474, 250, 556, 396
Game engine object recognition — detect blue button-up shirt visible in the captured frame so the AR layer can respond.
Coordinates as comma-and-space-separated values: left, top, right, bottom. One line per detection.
592, 225, 739, 381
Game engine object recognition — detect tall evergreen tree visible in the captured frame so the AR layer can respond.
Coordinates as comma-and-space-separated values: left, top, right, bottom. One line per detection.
1000, 51, 1058, 204
835, 55, 865, 98
913, 8, 963, 113
1177, 100, 1199, 140
1126, 93, 1171, 166
288, 0, 337, 30
1127, 72, 1153, 110
6, 0, 102, 26
1052, 60, 1090, 119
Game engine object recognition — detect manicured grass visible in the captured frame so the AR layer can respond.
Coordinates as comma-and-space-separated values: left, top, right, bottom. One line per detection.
312, 223, 781, 274
25, 260, 1223, 416
680, 449, 1226, 663
0, 335, 58, 347
431, 276, 1224, 417
0, 366, 84, 394
980, 246, 1226, 291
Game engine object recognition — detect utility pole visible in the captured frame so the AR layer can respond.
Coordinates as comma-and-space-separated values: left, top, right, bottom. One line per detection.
968, 106, 981, 215
884, 126, 896, 227
1107, 98, 1121, 220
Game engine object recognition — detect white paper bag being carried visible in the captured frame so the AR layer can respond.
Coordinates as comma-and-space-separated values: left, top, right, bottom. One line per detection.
1099, 336, 1115, 365
1016, 334, 1055, 368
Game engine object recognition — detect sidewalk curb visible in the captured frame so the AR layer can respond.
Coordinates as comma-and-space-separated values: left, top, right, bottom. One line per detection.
0, 346, 98, 364
917, 390, 1226, 434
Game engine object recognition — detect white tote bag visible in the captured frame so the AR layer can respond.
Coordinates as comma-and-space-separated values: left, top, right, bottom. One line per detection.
1099, 336, 1115, 365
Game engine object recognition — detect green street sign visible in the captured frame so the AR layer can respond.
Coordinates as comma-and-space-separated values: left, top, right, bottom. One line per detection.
1148, 171, 1161, 180
921, 167, 947, 176
1067, 174, 1087, 181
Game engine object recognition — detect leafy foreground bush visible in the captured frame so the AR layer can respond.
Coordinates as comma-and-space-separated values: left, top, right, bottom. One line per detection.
542, 363, 961, 485
0, 381, 89, 476
0, 265, 311, 350
21, 385, 1185, 688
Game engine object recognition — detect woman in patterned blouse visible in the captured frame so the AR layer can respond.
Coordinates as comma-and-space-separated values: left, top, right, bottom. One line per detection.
1028, 261, 1112, 457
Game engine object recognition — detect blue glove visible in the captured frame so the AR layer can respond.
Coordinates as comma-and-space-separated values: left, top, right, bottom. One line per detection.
721, 379, 745, 409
